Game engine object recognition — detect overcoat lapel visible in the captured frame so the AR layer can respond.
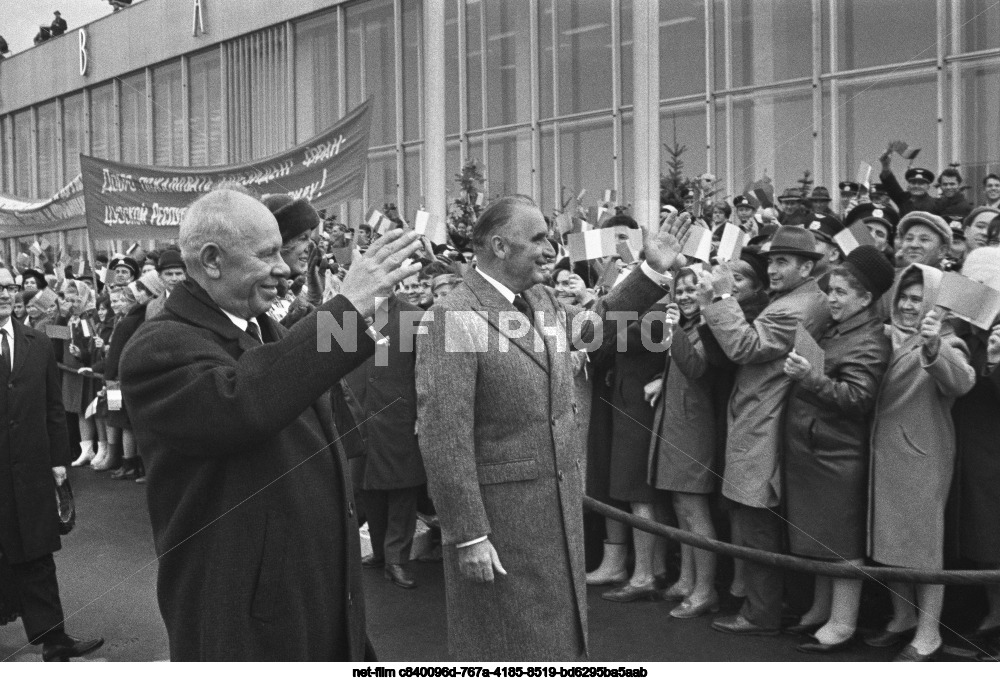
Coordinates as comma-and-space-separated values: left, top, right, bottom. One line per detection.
464, 269, 549, 373
11, 320, 31, 379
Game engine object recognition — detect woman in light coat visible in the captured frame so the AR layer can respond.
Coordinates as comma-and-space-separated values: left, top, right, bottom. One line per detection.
648, 268, 719, 618
867, 263, 975, 661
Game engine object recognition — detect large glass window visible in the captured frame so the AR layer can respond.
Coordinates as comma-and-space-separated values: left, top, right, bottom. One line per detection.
153, 61, 184, 166
839, 73, 937, 188
732, 90, 813, 196
465, 0, 484, 130
486, 128, 531, 197
63, 93, 85, 180
661, 0, 705, 96
725, 0, 811, 88
367, 150, 398, 208
484, 0, 531, 128
37, 103, 58, 196
0, 117, 10, 193
445, 2, 460, 135
402, 0, 423, 141
120, 72, 148, 164
660, 106, 708, 182
620, 0, 633, 107
961, 0, 1000, 53
12, 111, 32, 196
403, 145, 422, 215
294, 10, 340, 143
90, 84, 116, 161
557, 0, 613, 115
837, 0, 936, 71
346, 0, 396, 146
65, 229, 88, 263
558, 119, 614, 206
961, 62, 1000, 200
189, 50, 223, 166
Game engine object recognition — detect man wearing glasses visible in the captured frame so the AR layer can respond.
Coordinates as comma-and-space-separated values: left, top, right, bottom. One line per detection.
0, 269, 104, 661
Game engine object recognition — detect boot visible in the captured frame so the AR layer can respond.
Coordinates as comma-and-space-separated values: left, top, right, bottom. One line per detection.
71, 442, 95, 467
92, 441, 119, 471
111, 457, 139, 480
586, 541, 628, 585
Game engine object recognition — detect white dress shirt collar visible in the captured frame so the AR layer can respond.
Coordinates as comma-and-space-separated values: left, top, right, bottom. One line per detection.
0, 317, 14, 369
475, 267, 516, 304
219, 307, 260, 337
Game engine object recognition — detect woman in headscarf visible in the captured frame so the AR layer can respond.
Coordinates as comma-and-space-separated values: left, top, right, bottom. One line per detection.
781, 246, 894, 653
866, 264, 975, 661
57, 280, 101, 467
950, 247, 1000, 657
648, 267, 719, 618
24, 288, 59, 333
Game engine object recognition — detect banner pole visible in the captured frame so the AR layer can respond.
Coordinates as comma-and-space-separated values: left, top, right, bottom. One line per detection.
86, 230, 99, 293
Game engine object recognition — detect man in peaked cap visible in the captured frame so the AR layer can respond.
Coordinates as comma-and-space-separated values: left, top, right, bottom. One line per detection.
869, 183, 890, 209
879, 150, 937, 218
777, 188, 810, 226
810, 186, 834, 216
733, 195, 757, 232
844, 203, 900, 261
695, 225, 830, 637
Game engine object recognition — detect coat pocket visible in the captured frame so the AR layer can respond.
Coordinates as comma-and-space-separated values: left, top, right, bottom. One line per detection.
250, 512, 288, 622
899, 426, 930, 458
476, 458, 539, 485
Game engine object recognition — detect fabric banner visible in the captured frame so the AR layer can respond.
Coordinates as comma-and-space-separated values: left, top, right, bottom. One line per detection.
0, 175, 86, 237
80, 101, 371, 240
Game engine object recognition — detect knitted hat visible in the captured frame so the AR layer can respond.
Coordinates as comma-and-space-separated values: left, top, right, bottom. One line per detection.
156, 248, 186, 272
138, 270, 167, 299
262, 194, 321, 244
841, 245, 896, 299
897, 211, 952, 250
961, 246, 1000, 292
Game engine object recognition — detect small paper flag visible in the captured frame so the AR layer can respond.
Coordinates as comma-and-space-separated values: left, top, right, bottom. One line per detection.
29, 241, 43, 256
567, 228, 618, 262
596, 205, 609, 226
717, 224, 746, 262
554, 213, 573, 236
794, 323, 825, 371
576, 189, 587, 203
833, 223, 876, 255
938, 272, 1000, 330
579, 220, 593, 232
856, 163, 872, 191
330, 246, 354, 265
902, 147, 921, 161
604, 189, 617, 205
681, 225, 713, 263
414, 210, 430, 235
616, 240, 636, 264
126, 242, 139, 255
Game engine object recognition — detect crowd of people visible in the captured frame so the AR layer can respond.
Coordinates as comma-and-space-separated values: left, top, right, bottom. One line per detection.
1, 142, 1000, 663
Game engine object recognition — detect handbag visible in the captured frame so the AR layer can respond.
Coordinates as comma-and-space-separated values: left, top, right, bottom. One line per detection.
55, 479, 76, 536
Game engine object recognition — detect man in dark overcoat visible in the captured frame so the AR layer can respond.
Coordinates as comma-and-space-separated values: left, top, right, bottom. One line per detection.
0, 267, 104, 661
416, 197, 690, 661
120, 189, 422, 661
341, 293, 426, 589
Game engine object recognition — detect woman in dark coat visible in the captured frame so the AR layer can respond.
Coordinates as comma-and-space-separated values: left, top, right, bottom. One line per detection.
781, 246, 894, 652
648, 268, 719, 618
601, 296, 671, 602
951, 247, 1000, 641
867, 264, 975, 661
57, 280, 100, 466
103, 282, 152, 480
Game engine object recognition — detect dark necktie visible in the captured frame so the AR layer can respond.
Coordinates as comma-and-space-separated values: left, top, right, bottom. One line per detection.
245, 320, 263, 345
0, 329, 10, 378
513, 294, 532, 320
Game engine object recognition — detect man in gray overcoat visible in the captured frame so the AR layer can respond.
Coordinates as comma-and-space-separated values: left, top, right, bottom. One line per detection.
695, 226, 831, 636
416, 196, 689, 661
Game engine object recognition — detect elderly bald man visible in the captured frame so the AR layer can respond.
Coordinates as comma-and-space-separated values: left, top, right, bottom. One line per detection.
120, 189, 421, 661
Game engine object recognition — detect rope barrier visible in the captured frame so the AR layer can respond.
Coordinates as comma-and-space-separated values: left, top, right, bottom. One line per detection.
584, 496, 1000, 586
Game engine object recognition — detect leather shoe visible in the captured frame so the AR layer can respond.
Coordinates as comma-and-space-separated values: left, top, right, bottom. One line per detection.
784, 621, 823, 636
894, 643, 941, 662
710, 614, 779, 636
670, 594, 720, 619
863, 626, 916, 648
383, 564, 416, 589
585, 569, 627, 586
796, 635, 855, 654
601, 581, 660, 603
42, 634, 104, 662
971, 623, 1000, 641
660, 582, 692, 601
361, 555, 385, 569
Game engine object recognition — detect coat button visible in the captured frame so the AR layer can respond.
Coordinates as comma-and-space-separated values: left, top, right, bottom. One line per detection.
7, 383, 12, 389
347, 502, 355, 518
558, 470, 564, 481
347, 591, 353, 606
550, 417, 556, 427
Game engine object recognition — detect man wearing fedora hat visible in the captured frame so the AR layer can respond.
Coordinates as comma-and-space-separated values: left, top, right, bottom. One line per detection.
810, 187, 834, 217
694, 225, 831, 637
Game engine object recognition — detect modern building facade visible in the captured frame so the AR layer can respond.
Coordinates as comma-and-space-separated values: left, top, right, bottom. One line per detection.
1, 0, 998, 262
